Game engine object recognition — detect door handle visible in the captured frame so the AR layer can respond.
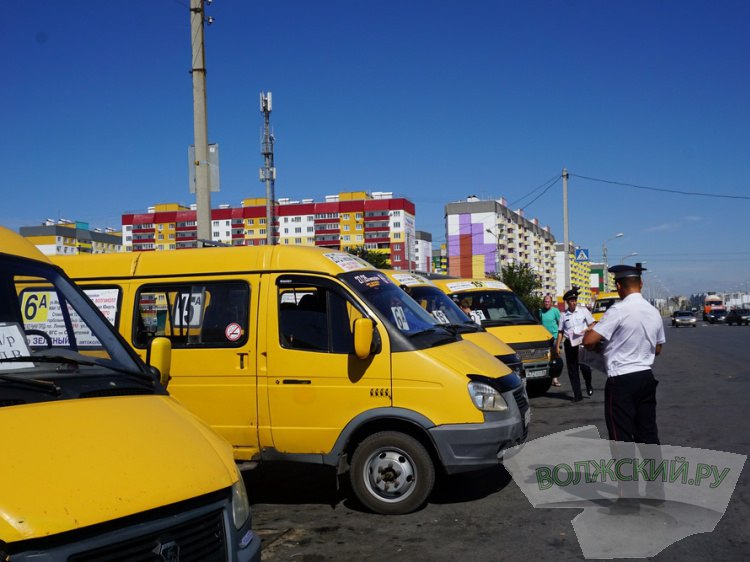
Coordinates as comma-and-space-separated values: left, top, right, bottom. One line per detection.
278, 379, 311, 385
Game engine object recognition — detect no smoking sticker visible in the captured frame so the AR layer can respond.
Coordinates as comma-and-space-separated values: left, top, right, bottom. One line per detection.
224, 322, 243, 342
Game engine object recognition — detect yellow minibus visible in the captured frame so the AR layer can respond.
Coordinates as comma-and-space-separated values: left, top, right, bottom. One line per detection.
431, 278, 555, 396
54, 246, 529, 515
1, 227, 260, 561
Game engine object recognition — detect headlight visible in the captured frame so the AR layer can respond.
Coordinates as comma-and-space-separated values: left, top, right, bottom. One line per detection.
468, 381, 509, 412
231, 466, 252, 530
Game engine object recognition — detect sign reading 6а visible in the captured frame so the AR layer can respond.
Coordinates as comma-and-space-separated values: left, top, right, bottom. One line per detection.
22, 291, 50, 322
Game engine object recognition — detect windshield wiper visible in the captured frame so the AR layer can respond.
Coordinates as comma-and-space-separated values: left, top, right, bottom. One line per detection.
442, 324, 459, 336
407, 328, 437, 338
0, 373, 62, 395
0, 354, 148, 380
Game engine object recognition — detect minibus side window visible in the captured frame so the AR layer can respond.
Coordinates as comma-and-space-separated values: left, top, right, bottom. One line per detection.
277, 281, 360, 354
134, 282, 249, 348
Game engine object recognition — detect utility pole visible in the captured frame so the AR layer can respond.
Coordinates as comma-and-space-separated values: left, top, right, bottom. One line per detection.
562, 168, 570, 291
189, 0, 211, 243
259, 92, 276, 245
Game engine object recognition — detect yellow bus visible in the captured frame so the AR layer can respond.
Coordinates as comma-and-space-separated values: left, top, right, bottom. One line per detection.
53, 246, 529, 515
431, 278, 555, 396
592, 291, 621, 321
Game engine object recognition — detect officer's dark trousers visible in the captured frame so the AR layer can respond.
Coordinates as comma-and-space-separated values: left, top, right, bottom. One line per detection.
604, 369, 660, 444
563, 340, 592, 400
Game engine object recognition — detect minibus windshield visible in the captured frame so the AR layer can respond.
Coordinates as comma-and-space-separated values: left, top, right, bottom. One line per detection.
405, 286, 480, 332
0, 255, 145, 389
446, 289, 537, 327
342, 271, 455, 344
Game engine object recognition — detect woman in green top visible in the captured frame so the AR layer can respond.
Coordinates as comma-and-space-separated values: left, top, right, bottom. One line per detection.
539, 294, 562, 387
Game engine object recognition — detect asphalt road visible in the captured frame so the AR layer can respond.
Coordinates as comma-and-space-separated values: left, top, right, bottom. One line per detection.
245, 319, 750, 561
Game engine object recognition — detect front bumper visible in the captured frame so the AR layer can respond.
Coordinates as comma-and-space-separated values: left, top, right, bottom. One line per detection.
521, 360, 551, 380
429, 385, 529, 474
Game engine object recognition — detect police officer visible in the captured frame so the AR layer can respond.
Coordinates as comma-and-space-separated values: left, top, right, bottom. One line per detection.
556, 288, 595, 402
583, 263, 665, 444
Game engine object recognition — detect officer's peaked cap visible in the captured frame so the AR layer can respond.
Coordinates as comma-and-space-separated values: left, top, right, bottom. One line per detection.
563, 288, 580, 301
608, 262, 647, 280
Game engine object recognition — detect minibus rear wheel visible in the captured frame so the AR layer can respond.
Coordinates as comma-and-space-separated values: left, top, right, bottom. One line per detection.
350, 431, 435, 515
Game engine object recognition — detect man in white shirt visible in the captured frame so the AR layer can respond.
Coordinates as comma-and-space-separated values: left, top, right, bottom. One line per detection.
583, 263, 665, 444
557, 288, 595, 402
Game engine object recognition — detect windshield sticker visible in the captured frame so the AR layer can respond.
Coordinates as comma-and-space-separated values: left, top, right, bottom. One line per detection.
446, 281, 479, 291
0, 323, 34, 370
391, 306, 409, 331
324, 252, 371, 272
391, 273, 420, 286
353, 272, 389, 288
432, 310, 450, 324
446, 280, 507, 291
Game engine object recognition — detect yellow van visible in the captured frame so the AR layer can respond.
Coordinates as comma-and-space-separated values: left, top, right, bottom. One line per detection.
592, 291, 621, 321
383, 271, 524, 379
0, 227, 260, 561
431, 278, 555, 396
53, 246, 529, 515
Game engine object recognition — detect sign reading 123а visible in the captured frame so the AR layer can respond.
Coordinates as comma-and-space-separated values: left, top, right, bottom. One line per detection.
575, 248, 590, 262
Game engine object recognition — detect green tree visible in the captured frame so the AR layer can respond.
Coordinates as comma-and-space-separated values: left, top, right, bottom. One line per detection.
347, 246, 391, 269
489, 262, 543, 316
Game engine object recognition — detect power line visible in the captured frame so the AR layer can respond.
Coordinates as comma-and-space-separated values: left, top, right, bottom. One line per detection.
509, 174, 560, 208
570, 173, 750, 201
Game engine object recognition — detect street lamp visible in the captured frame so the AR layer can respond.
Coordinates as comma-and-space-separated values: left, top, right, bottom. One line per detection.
602, 232, 623, 291
620, 252, 638, 264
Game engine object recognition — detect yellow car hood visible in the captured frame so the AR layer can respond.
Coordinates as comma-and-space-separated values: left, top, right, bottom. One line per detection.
0, 395, 236, 543
423, 339, 511, 378
486, 324, 551, 345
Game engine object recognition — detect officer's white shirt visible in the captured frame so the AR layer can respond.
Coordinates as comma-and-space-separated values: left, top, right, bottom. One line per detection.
593, 292, 666, 377
559, 306, 595, 346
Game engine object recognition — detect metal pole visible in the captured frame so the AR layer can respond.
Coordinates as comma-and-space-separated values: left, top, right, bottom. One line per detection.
562, 168, 570, 291
189, 0, 211, 243
260, 92, 276, 245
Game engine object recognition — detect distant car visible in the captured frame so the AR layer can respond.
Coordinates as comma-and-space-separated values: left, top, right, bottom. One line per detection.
726, 308, 750, 326
672, 310, 697, 328
707, 310, 728, 324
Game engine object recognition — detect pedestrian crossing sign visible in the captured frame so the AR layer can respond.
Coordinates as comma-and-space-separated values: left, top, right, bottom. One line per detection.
575, 248, 590, 262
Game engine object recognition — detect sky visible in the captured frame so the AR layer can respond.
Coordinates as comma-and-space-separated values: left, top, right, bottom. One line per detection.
3, 0, 749, 297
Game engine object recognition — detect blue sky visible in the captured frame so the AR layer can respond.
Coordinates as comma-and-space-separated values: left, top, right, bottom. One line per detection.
3, 0, 749, 296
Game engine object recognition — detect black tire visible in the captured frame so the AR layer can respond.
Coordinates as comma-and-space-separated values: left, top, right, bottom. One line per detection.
526, 377, 553, 397
349, 431, 435, 515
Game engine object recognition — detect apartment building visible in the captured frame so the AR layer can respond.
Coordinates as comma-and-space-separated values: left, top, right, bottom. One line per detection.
413, 231, 433, 273
20, 220, 122, 255
444, 196, 557, 294
121, 192, 416, 268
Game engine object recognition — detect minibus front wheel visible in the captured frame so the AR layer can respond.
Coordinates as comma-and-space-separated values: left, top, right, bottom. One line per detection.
350, 431, 435, 515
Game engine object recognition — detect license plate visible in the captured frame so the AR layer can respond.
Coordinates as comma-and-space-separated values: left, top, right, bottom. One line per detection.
526, 368, 547, 379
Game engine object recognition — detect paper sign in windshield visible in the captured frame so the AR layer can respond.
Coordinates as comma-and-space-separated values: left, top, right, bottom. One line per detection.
0, 323, 34, 370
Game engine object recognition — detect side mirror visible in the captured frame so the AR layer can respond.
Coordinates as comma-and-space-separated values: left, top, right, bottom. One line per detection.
149, 336, 172, 387
353, 318, 374, 360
